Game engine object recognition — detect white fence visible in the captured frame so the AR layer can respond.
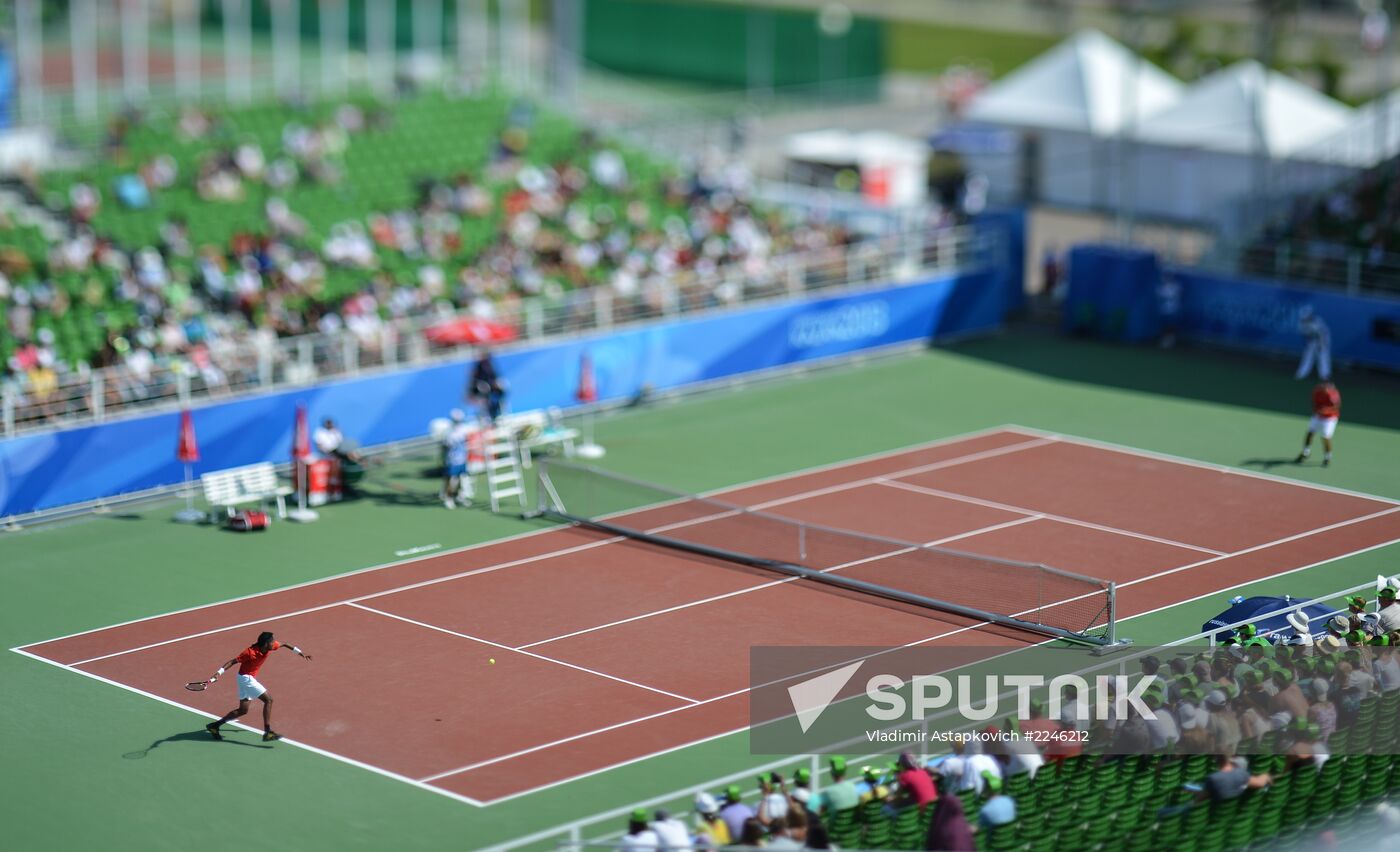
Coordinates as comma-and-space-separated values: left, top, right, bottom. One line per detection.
1, 225, 990, 439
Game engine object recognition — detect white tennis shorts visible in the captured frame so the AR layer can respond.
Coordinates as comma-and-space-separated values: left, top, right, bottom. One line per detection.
237, 674, 267, 701
1309, 415, 1339, 439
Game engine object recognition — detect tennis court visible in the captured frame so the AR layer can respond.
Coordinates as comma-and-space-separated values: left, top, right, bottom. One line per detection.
17, 424, 1400, 807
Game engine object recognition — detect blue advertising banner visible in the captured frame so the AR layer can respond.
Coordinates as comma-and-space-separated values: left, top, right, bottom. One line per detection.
0, 271, 1006, 517
1171, 269, 1400, 371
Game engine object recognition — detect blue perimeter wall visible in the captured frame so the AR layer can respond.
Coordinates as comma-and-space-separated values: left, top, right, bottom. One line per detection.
1062, 243, 1400, 371
1171, 268, 1400, 371
0, 270, 1007, 518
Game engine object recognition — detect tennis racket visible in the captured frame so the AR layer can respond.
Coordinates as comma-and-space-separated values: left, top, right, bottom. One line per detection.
185, 678, 215, 691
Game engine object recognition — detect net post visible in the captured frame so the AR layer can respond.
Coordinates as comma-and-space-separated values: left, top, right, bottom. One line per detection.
1106, 582, 1117, 647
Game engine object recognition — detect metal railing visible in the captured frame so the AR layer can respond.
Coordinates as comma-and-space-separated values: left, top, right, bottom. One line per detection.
1229, 238, 1400, 298
490, 577, 1380, 850
0, 224, 990, 439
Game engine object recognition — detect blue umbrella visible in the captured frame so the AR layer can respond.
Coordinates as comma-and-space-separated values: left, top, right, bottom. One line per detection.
1201, 595, 1336, 643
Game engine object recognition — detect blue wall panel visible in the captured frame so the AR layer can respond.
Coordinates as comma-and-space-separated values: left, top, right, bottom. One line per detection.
1172, 269, 1400, 371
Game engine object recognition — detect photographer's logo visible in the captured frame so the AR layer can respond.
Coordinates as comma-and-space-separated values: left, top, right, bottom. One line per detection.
784, 663, 1157, 733
787, 661, 864, 733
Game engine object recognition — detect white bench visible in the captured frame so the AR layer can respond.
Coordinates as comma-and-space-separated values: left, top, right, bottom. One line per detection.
201, 462, 294, 519
495, 408, 580, 468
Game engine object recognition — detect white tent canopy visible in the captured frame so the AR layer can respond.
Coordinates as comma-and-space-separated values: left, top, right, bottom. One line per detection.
783, 130, 929, 207
1302, 90, 1400, 167
965, 29, 1185, 135
1134, 60, 1352, 157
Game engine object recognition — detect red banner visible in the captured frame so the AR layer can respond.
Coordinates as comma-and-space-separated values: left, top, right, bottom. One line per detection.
176, 410, 199, 463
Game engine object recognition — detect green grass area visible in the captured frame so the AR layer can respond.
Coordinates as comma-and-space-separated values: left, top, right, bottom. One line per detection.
886, 21, 1058, 78
2, 332, 1398, 850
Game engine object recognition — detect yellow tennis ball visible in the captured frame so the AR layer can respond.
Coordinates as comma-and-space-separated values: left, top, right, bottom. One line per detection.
489, 658, 495, 665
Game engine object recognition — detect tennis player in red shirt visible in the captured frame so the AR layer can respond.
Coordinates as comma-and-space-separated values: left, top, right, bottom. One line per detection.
205, 631, 311, 742
1296, 381, 1341, 468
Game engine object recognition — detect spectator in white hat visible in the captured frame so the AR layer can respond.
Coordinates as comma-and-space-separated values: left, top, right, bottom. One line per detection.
692, 792, 731, 847
1178, 701, 1213, 753
1285, 610, 1314, 646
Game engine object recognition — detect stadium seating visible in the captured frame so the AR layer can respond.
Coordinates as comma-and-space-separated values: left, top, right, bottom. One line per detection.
740, 684, 1400, 850
1244, 154, 1400, 293
5, 85, 838, 385
800, 752, 1397, 850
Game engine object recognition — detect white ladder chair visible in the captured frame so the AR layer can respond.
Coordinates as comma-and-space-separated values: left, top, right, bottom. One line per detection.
483, 427, 527, 513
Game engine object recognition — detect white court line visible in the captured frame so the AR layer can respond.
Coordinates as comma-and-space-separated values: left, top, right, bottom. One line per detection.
346, 603, 700, 705
8, 646, 489, 809
14, 424, 1026, 651
442, 515, 1400, 802
1004, 425, 1400, 507
876, 479, 1228, 556
61, 535, 629, 667
745, 438, 1055, 512
1099, 505, 1400, 596
475, 532, 1400, 810
414, 505, 1400, 788
50, 436, 1051, 668
18, 425, 1399, 808
421, 602, 1023, 784
516, 515, 1043, 652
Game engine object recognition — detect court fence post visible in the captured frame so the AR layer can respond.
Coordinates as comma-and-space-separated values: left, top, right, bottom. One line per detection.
810, 753, 821, 793
91, 371, 104, 422
787, 259, 803, 295
661, 281, 681, 318
258, 336, 274, 387
526, 299, 545, 339
595, 288, 613, 329
2, 381, 14, 437
342, 334, 358, 375
298, 335, 315, 377
383, 325, 398, 367
408, 328, 430, 363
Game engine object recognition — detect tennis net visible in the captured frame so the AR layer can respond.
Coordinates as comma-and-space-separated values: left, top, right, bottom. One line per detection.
535, 459, 1122, 647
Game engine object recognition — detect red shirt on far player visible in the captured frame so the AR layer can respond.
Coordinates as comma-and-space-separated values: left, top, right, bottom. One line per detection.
1312, 383, 1341, 419
236, 640, 281, 676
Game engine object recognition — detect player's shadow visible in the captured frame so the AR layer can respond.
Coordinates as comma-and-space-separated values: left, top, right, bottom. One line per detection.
1240, 457, 1301, 470
358, 480, 445, 507
122, 729, 273, 759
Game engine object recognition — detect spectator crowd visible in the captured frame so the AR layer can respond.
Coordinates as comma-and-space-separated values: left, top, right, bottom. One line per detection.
1245, 155, 1400, 291
613, 586, 1400, 849
1, 91, 861, 428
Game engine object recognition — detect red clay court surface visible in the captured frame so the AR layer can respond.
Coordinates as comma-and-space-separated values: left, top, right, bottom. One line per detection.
15, 426, 1400, 806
